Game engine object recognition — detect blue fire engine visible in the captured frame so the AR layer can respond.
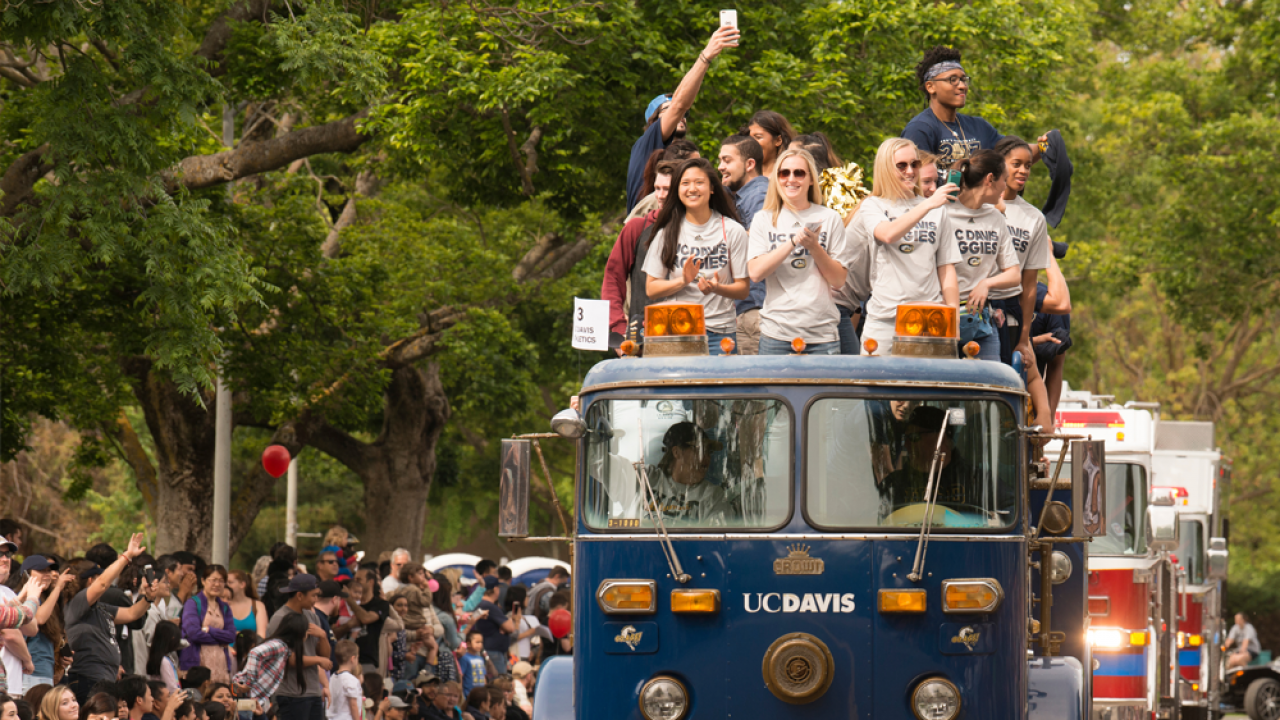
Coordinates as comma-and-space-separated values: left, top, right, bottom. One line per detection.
501, 301, 1095, 720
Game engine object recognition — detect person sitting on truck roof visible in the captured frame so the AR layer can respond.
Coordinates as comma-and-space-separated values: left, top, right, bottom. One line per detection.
641, 422, 737, 526
1226, 613, 1261, 669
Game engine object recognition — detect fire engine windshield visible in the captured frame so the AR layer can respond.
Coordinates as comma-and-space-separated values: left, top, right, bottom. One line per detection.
582, 397, 791, 530
1178, 519, 1205, 584
806, 398, 1018, 530
1057, 462, 1148, 555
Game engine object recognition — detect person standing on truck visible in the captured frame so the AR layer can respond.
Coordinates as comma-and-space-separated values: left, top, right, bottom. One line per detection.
853, 138, 960, 355
642, 159, 750, 354
1226, 613, 1261, 668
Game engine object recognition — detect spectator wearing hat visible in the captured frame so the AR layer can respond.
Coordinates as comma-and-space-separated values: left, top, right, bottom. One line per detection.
420, 681, 461, 720
378, 695, 409, 720
0, 534, 36, 695
20, 556, 72, 691
64, 535, 161, 703
625, 25, 740, 213
469, 579, 513, 676
265, 574, 333, 720
508, 664, 533, 717
312, 581, 346, 664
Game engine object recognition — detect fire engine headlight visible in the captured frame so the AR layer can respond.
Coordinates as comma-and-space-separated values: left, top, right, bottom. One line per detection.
639, 677, 689, 720
1088, 628, 1124, 648
1049, 551, 1073, 585
912, 678, 961, 720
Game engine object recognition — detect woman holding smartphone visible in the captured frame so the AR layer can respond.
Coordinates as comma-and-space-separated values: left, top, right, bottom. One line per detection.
747, 148, 851, 355
939, 149, 1020, 361
643, 158, 749, 354
854, 138, 960, 355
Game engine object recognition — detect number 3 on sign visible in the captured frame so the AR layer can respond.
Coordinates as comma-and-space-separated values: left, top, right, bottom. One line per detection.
572, 298, 609, 351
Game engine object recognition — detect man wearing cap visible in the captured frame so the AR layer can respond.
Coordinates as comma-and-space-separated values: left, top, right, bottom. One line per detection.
625, 24, 741, 213
509, 663, 534, 717
381, 695, 410, 720
312, 581, 346, 663
471, 577, 514, 675
877, 406, 987, 524
635, 421, 735, 526
421, 681, 462, 720
21, 555, 71, 691
266, 574, 333, 720
0, 535, 37, 693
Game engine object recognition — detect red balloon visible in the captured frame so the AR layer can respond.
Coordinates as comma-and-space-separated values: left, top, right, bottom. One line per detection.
548, 608, 571, 639
262, 445, 292, 478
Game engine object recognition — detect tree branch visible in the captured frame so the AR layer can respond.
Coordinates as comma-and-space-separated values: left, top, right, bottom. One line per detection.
321, 169, 379, 259
174, 111, 368, 190
0, 143, 52, 218
105, 411, 159, 517
195, 0, 273, 71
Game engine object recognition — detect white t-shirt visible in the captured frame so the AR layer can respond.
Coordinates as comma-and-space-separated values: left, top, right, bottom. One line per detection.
748, 204, 851, 343
641, 211, 749, 333
0, 585, 23, 691
940, 204, 1019, 304
855, 196, 959, 321
990, 196, 1053, 300
327, 670, 363, 720
833, 206, 872, 310
514, 614, 542, 660
380, 576, 404, 595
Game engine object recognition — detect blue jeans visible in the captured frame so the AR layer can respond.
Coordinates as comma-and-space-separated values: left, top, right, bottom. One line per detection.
959, 306, 1001, 361
989, 296, 1023, 367
759, 336, 840, 356
708, 329, 736, 356
836, 304, 861, 356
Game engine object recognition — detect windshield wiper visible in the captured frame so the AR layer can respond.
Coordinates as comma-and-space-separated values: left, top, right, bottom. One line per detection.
635, 420, 692, 584
908, 408, 953, 582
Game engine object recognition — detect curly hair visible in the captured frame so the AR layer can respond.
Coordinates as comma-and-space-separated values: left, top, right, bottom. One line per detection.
915, 45, 963, 99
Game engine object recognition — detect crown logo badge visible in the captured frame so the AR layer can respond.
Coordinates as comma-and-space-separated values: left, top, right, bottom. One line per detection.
775, 544, 824, 575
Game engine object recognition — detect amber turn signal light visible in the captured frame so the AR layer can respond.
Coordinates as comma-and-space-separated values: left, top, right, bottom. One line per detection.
620, 340, 638, 356
878, 588, 927, 613
671, 589, 720, 614
791, 337, 806, 354
963, 341, 980, 358
720, 337, 736, 354
596, 580, 657, 614
864, 338, 879, 355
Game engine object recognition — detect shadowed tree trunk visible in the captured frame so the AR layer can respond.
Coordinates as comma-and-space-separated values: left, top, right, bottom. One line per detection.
308, 363, 451, 559
117, 357, 306, 556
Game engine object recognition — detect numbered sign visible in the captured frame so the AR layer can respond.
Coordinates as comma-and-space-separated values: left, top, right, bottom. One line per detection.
572, 298, 610, 351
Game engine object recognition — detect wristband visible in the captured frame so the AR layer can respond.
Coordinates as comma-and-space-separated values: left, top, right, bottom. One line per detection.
698, 53, 711, 65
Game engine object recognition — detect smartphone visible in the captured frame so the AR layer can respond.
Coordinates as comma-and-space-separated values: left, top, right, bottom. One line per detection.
804, 222, 822, 232
939, 168, 962, 197
720, 9, 737, 28
144, 565, 156, 584
236, 701, 257, 712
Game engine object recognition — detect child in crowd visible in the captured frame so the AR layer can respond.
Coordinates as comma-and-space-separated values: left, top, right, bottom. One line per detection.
458, 632, 490, 700
326, 641, 362, 720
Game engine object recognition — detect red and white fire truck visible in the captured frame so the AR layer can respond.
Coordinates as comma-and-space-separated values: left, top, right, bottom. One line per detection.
1047, 385, 1184, 720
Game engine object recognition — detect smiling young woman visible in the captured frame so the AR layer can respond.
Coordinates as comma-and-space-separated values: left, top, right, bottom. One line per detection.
642, 158, 750, 354
852, 138, 961, 356
746, 148, 852, 355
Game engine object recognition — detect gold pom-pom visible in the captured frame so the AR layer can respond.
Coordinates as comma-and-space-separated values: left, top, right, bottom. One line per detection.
821, 162, 870, 216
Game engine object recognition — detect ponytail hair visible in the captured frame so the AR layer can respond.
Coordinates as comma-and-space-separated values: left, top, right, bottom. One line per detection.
955, 149, 1006, 189
652, 158, 742, 273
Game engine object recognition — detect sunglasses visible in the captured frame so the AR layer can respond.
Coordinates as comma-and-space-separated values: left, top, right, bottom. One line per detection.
0, 552, 11, 560
895, 160, 922, 172
777, 168, 808, 180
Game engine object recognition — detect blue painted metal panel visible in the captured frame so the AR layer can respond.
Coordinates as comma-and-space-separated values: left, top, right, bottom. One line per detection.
1095, 652, 1146, 677
1178, 649, 1201, 667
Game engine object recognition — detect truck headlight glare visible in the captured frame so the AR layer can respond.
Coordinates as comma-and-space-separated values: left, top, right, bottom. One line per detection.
912, 678, 960, 720
639, 677, 688, 720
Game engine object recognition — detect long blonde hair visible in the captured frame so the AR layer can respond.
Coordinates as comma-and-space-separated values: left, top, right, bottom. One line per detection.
871, 138, 921, 203
762, 148, 824, 226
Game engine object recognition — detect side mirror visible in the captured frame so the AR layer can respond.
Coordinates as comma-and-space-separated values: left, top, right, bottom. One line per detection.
499, 439, 531, 538
551, 408, 587, 439
1146, 490, 1180, 551
1207, 537, 1229, 580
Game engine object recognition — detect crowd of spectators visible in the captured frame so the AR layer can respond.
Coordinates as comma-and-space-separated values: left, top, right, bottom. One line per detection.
0, 521, 570, 720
